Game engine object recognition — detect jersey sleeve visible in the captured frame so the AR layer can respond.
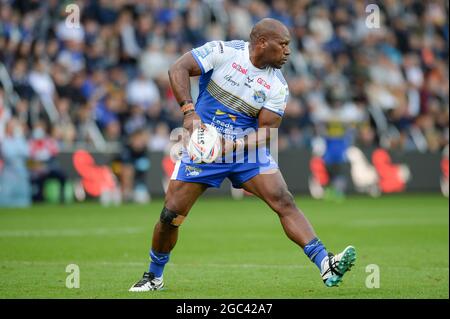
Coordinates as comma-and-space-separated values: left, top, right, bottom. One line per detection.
191, 41, 228, 74
263, 84, 289, 116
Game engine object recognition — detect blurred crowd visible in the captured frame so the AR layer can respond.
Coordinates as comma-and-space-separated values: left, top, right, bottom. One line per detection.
0, 0, 449, 205
1, 0, 448, 153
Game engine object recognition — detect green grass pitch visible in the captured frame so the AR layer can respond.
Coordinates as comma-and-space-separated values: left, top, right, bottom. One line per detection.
0, 194, 448, 298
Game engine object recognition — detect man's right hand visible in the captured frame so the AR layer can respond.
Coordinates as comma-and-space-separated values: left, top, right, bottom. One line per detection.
182, 111, 202, 147
182, 111, 202, 135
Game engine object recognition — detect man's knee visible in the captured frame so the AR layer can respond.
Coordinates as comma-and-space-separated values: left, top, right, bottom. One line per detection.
267, 190, 297, 214
160, 206, 186, 227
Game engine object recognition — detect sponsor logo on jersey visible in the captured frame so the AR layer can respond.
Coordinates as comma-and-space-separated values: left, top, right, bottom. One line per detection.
253, 90, 267, 103
245, 76, 254, 88
232, 62, 248, 75
257, 77, 271, 90
224, 74, 239, 86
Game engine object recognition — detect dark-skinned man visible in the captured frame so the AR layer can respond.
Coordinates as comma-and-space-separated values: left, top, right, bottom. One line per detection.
130, 18, 356, 291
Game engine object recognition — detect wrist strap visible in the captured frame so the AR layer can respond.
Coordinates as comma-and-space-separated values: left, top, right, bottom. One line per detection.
179, 99, 193, 107
180, 102, 195, 115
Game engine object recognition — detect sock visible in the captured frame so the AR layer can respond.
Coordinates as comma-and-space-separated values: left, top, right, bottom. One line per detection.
149, 249, 170, 278
303, 238, 328, 271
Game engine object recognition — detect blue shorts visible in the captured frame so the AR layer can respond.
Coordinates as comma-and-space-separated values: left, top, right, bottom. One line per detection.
171, 152, 278, 188
323, 138, 348, 165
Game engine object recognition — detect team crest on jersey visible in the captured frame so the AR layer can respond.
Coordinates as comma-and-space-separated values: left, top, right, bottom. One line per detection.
253, 90, 267, 104
185, 165, 202, 177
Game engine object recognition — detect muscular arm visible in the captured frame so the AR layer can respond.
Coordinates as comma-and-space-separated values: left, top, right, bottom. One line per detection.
168, 52, 203, 136
258, 108, 283, 128
168, 52, 202, 104
225, 108, 282, 153
245, 108, 282, 149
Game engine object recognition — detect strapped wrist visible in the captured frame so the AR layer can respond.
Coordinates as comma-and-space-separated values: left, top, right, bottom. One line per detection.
179, 99, 193, 107
180, 102, 195, 115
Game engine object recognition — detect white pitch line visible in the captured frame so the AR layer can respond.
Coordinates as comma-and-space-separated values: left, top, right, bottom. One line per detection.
0, 260, 309, 269
1, 260, 448, 271
0, 227, 145, 237
348, 220, 448, 227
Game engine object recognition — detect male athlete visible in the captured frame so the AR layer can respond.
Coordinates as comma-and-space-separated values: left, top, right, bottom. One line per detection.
130, 18, 356, 291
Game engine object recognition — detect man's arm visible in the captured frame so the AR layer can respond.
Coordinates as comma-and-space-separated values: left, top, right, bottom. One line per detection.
168, 52, 203, 136
258, 108, 283, 128
169, 40, 227, 114
224, 108, 282, 154
168, 52, 202, 104
246, 108, 282, 149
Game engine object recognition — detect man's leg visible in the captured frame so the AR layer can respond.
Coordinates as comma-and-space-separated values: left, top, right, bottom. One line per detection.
152, 180, 207, 253
241, 169, 316, 247
31, 173, 45, 202
130, 180, 207, 291
47, 169, 67, 204
241, 169, 356, 286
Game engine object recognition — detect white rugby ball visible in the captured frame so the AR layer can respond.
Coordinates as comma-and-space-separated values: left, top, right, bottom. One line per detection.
188, 124, 221, 163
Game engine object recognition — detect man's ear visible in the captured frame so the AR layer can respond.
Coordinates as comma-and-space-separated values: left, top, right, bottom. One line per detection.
259, 36, 268, 49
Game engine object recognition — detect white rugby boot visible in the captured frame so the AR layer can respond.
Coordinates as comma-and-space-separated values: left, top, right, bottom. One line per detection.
129, 272, 164, 292
321, 246, 356, 287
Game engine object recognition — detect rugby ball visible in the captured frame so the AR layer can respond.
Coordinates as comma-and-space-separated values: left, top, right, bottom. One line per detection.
188, 124, 221, 163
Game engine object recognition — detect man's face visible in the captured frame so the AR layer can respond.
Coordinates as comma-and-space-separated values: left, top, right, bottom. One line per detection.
263, 32, 291, 69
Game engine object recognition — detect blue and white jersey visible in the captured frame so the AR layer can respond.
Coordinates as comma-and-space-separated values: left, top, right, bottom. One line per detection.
171, 41, 286, 187
191, 40, 289, 141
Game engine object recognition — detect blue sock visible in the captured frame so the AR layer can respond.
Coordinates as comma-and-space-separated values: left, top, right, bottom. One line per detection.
303, 238, 328, 270
149, 249, 170, 278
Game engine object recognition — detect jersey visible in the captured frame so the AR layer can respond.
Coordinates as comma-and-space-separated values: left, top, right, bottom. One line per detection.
172, 40, 289, 188
191, 40, 289, 140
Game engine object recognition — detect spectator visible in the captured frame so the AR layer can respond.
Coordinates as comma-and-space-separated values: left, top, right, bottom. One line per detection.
95, 92, 123, 141
28, 120, 66, 203
149, 122, 170, 152
28, 59, 55, 103
0, 88, 11, 140
0, 0, 447, 155
126, 72, 161, 115
139, 41, 177, 80
117, 127, 151, 203
0, 117, 31, 207
11, 58, 33, 100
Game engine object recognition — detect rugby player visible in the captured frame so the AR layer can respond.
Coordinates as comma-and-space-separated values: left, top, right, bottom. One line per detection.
130, 18, 356, 292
